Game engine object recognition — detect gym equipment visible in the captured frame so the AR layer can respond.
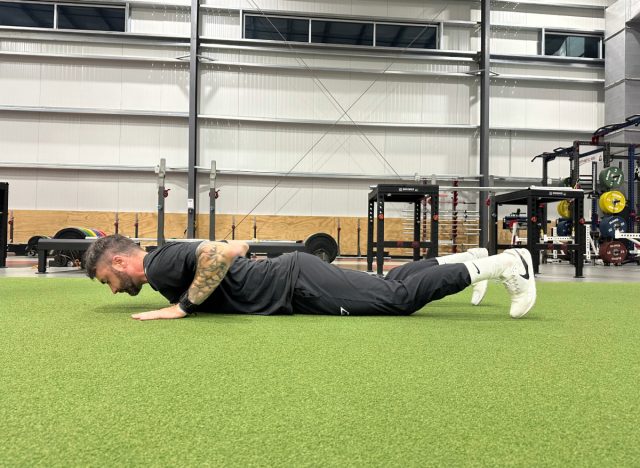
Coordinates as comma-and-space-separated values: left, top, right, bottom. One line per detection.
49, 227, 105, 267
304, 233, 338, 262
36, 232, 338, 273
592, 114, 640, 144
556, 218, 572, 237
599, 191, 626, 215
490, 187, 586, 277
27, 235, 49, 257
336, 218, 341, 257
533, 130, 637, 234
0, 182, 7, 268
209, 160, 217, 240
356, 218, 361, 257
599, 240, 628, 265
557, 200, 572, 218
502, 214, 528, 229
599, 216, 626, 238
599, 167, 624, 190
157, 159, 167, 247
367, 184, 440, 276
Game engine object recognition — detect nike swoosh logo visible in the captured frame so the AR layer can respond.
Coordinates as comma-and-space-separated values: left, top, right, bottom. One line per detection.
515, 251, 530, 280
340, 307, 350, 316
472, 263, 480, 274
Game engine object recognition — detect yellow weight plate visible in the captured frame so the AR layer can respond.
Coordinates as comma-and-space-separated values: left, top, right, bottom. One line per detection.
599, 190, 626, 215
557, 200, 572, 218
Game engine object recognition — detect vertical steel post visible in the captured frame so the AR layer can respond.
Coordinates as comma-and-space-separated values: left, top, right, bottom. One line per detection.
0, 183, 8, 268
629, 145, 636, 232
376, 193, 385, 275
186, 0, 200, 238
413, 199, 420, 261
157, 159, 166, 247
366, 199, 374, 271
479, 0, 491, 247
209, 160, 216, 240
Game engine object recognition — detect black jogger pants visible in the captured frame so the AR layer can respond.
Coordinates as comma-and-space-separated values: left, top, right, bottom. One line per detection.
291, 254, 471, 316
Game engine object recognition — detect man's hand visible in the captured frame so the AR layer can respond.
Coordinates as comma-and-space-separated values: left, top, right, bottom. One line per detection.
131, 304, 188, 321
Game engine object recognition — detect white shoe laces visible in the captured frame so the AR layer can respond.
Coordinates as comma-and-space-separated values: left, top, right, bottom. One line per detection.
502, 275, 525, 294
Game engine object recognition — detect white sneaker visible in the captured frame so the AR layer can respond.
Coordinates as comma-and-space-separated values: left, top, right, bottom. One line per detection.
500, 248, 536, 318
468, 248, 489, 306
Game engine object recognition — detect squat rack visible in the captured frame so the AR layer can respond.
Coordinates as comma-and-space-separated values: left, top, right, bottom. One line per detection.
532, 115, 640, 233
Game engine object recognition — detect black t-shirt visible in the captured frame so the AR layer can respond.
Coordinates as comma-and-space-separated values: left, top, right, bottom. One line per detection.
142, 241, 300, 315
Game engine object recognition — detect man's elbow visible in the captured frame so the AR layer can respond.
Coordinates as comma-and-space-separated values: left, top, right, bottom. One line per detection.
222, 240, 249, 259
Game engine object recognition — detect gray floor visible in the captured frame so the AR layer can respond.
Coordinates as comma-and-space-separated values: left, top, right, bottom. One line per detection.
2, 256, 639, 282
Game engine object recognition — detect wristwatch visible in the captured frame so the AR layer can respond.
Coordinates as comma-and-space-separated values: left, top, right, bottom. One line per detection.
178, 292, 198, 315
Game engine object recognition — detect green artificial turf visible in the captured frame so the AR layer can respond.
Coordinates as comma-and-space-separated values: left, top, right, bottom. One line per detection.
1, 277, 640, 467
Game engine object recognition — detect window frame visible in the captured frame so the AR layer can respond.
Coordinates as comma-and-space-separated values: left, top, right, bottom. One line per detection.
541, 29, 603, 59
243, 12, 440, 51
243, 13, 311, 43
0, 0, 55, 29
0, 0, 126, 32
55, 3, 126, 32
373, 21, 439, 50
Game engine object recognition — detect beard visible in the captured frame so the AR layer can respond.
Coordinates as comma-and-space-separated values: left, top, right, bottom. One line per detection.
113, 269, 142, 296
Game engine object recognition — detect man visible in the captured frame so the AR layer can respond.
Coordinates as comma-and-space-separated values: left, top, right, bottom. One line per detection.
83, 235, 536, 321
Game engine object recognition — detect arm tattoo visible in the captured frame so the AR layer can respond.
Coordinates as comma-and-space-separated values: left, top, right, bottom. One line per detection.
187, 242, 231, 305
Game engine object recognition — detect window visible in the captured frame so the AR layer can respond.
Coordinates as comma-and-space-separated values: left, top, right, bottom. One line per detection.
0, 2, 54, 28
544, 33, 601, 59
243, 13, 438, 50
311, 20, 373, 46
376, 23, 437, 49
244, 15, 308, 42
57, 5, 125, 32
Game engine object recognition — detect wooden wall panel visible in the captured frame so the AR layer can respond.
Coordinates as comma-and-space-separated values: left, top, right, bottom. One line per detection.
6, 210, 505, 255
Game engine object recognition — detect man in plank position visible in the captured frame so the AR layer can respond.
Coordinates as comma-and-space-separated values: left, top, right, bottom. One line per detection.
84, 235, 536, 321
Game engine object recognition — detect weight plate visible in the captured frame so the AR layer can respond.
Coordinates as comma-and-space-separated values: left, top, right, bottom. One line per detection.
599, 167, 624, 190
599, 240, 628, 265
80, 227, 97, 238
599, 216, 627, 238
557, 200, 572, 218
304, 233, 338, 263
88, 228, 106, 238
599, 191, 626, 215
557, 218, 572, 237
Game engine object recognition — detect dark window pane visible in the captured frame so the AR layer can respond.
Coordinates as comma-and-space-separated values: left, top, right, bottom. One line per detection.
57, 5, 125, 32
0, 2, 54, 28
245, 15, 308, 42
545, 34, 600, 58
376, 24, 437, 49
545, 34, 566, 56
311, 20, 373, 46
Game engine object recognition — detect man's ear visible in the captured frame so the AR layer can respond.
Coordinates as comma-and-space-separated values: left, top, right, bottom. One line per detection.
111, 254, 127, 272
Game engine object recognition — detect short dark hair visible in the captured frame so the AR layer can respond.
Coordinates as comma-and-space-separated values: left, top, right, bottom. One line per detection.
84, 234, 142, 279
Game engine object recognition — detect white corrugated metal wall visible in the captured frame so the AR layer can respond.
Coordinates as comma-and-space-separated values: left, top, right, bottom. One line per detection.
0, 0, 606, 219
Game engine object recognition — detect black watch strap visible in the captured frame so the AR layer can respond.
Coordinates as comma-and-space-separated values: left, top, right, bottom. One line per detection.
178, 293, 198, 315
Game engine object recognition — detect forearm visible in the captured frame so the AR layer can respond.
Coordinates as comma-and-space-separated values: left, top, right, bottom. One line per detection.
183, 240, 249, 306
